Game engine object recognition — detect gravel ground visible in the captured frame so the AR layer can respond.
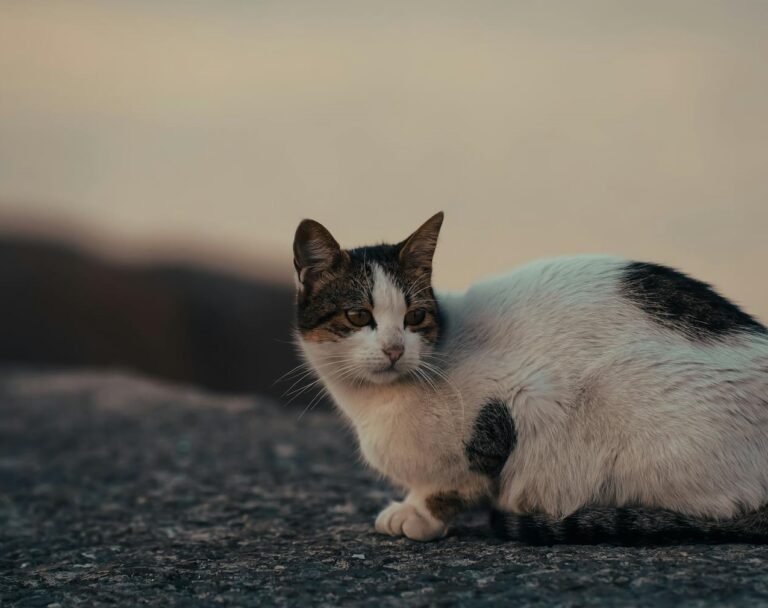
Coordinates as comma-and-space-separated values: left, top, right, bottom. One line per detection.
2, 370, 768, 607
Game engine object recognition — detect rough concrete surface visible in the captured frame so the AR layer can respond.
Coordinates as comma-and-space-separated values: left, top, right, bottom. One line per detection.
2, 370, 768, 607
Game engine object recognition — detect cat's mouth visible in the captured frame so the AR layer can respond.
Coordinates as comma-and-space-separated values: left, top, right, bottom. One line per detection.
368, 365, 403, 382
372, 365, 399, 375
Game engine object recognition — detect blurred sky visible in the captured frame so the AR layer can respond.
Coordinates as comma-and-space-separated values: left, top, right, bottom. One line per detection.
1, 1, 767, 316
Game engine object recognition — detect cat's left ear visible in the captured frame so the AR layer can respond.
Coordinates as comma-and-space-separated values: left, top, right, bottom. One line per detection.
293, 219, 347, 293
398, 211, 444, 275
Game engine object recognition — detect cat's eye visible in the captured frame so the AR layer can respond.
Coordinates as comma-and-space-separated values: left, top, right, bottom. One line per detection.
404, 309, 426, 326
346, 308, 372, 327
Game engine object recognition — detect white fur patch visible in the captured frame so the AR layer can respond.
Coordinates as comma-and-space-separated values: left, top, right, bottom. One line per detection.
371, 264, 407, 349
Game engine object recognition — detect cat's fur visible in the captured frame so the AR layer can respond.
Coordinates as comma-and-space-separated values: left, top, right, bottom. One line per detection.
293, 212, 768, 542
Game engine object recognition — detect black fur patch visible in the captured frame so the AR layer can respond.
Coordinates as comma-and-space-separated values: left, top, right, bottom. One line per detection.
464, 400, 516, 478
620, 262, 766, 341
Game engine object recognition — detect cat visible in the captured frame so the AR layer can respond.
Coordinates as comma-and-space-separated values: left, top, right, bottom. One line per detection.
292, 212, 768, 543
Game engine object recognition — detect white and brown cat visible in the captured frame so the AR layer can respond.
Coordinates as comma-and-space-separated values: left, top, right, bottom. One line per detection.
293, 212, 768, 543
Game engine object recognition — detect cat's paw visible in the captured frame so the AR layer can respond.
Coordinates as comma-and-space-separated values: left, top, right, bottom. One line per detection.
374, 501, 448, 542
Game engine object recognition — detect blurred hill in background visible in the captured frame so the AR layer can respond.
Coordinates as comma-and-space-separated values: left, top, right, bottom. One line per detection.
0, 233, 300, 397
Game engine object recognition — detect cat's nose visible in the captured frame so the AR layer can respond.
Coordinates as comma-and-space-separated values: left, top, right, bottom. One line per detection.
382, 345, 404, 364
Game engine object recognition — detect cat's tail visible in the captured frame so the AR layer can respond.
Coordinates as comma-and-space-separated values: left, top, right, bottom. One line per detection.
490, 505, 768, 545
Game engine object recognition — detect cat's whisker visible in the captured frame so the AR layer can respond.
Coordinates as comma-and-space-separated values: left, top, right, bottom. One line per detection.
280, 359, 354, 398
332, 366, 365, 385
281, 373, 316, 399
277, 364, 316, 386
407, 279, 434, 296
272, 359, 318, 385
419, 359, 466, 430
422, 351, 450, 362
284, 361, 359, 402
297, 385, 331, 421
408, 369, 429, 394
276, 354, 355, 385
412, 363, 439, 392
284, 378, 326, 404
403, 274, 431, 296
412, 366, 438, 395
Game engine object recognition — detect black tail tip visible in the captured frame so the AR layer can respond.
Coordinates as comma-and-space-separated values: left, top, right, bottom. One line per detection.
489, 508, 512, 540
489, 509, 564, 546
490, 506, 768, 546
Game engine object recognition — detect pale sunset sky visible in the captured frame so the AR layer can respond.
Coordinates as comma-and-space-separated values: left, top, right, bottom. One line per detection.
1, 1, 767, 318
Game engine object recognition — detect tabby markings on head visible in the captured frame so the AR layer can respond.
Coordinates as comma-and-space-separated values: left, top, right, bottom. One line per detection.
296, 248, 441, 343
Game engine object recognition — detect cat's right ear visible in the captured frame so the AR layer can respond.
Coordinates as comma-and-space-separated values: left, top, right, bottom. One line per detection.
398, 211, 444, 276
293, 219, 346, 293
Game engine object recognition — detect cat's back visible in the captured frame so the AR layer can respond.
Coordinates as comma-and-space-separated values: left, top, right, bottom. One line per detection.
442, 253, 768, 354
462, 253, 625, 319
440, 255, 632, 353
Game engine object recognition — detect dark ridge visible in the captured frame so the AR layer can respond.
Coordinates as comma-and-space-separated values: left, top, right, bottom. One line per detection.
464, 399, 516, 478
491, 505, 768, 546
0, 235, 302, 397
620, 261, 766, 341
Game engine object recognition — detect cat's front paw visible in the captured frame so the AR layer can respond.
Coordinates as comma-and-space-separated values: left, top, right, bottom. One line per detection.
374, 501, 447, 542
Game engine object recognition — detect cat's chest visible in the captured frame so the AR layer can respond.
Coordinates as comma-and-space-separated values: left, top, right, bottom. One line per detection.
339, 391, 465, 487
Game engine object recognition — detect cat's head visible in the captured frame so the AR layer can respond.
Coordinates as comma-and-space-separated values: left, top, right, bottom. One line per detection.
293, 212, 444, 386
